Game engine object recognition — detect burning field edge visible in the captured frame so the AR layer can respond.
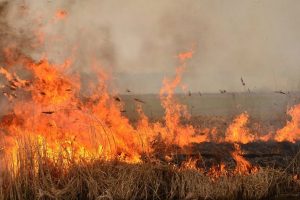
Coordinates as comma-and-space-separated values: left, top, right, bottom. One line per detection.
1, 45, 300, 199
1, 2, 300, 199
1, 138, 300, 200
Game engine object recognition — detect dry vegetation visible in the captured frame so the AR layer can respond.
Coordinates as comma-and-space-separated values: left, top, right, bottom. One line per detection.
0, 139, 300, 200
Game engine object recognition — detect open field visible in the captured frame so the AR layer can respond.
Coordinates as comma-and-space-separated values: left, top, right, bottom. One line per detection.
121, 92, 300, 121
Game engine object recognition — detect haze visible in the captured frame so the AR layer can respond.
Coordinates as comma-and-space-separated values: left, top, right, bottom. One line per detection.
4, 0, 300, 94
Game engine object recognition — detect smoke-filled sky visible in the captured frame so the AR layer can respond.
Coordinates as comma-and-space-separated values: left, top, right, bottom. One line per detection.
4, 0, 300, 93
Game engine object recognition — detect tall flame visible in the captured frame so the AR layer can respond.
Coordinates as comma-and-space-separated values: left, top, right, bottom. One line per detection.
159, 50, 206, 146
0, 41, 300, 177
0, 8, 300, 182
231, 143, 256, 174
225, 112, 255, 144
275, 104, 300, 143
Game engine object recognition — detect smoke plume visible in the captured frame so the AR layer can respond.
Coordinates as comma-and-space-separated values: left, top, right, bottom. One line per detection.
1, 0, 300, 93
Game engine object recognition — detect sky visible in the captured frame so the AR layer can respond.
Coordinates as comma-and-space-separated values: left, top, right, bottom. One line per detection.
3, 0, 300, 93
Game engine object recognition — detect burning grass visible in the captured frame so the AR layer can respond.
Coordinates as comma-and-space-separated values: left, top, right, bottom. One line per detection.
0, 27, 300, 199
0, 56, 300, 199
0, 52, 300, 199
1, 139, 300, 200
0, 3, 299, 199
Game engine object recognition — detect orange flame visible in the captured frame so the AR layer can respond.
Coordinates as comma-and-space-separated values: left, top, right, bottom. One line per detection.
54, 10, 68, 21
159, 50, 206, 146
225, 112, 255, 144
1, 22, 300, 178
177, 50, 194, 62
2, 7, 300, 180
275, 104, 300, 143
231, 143, 256, 174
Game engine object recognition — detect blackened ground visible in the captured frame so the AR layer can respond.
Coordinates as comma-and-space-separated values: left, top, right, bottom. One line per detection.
151, 141, 300, 172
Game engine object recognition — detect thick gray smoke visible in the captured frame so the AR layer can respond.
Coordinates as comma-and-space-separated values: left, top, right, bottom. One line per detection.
2, 0, 300, 94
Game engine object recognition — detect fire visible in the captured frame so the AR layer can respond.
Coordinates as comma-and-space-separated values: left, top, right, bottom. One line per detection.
181, 158, 199, 170
1, 5, 300, 194
177, 50, 194, 61
0, 48, 208, 165
0, 16, 300, 178
207, 163, 227, 179
0, 55, 143, 163
225, 112, 255, 144
231, 143, 257, 174
275, 104, 300, 143
159, 50, 206, 146
54, 10, 68, 21
0, 46, 299, 173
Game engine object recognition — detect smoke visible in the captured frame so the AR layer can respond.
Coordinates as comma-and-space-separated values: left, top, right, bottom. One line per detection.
1, 0, 300, 93
0, 1, 32, 63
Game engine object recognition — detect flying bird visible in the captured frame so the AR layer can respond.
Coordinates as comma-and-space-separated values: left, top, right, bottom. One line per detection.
241, 77, 246, 86
274, 90, 287, 95
134, 98, 145, 104
113, 96, 121, 102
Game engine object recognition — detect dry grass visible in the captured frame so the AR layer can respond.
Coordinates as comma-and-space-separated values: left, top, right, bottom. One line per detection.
1, 140, 300, 200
